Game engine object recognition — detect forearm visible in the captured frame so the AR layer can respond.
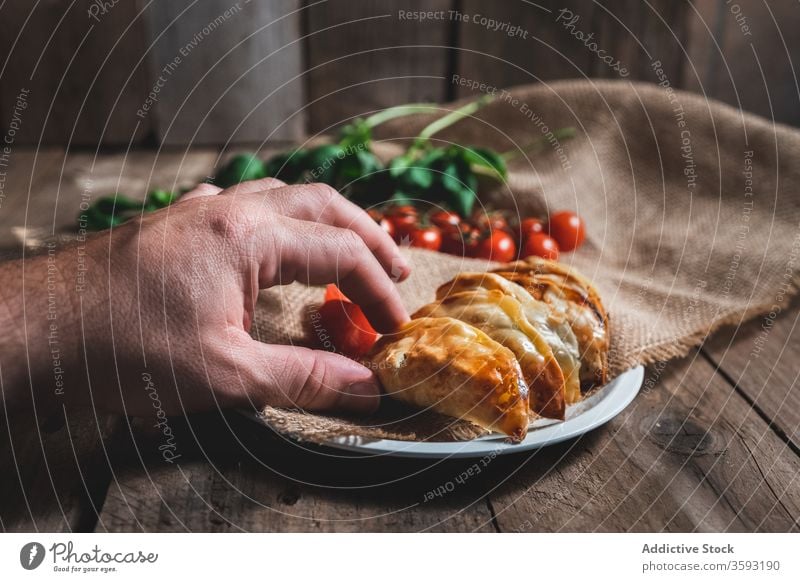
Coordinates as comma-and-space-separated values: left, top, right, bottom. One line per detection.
0, 244, 85, 414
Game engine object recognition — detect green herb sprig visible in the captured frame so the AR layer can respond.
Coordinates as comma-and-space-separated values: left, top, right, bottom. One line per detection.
81, 97, 574, 230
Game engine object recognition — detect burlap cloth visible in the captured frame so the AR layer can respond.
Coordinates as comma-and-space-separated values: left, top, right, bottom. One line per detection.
255, 79, 800, 443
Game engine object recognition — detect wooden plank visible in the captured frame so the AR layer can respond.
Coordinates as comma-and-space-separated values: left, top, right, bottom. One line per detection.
305, 0, 453, 134
488, 353, 800, 532
1, 148, 219, 246
0, 148, 65, 246
55, 148, 220, 232
702, 301, 800, 450
0, 409, 119, 532
96, 412, 496, 532
0, 1, 151, 145
682, 0, 800, 127
144, 0, 304, 145
456, 1, 691, 97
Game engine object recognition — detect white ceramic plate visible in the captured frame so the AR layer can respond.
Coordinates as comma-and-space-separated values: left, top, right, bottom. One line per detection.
248, 366, 644, 459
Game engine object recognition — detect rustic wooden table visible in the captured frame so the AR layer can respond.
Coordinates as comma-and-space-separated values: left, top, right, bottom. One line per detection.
1, 149, 798, 532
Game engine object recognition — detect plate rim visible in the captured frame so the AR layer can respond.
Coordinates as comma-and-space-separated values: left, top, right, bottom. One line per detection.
244, 365, 644, 460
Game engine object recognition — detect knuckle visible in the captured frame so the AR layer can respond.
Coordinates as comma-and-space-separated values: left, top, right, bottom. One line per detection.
307, 182, 340, 206
234, 177, 285, 192
289, 353, 332, 408
337, 228, 366, 256
205, 198, 264, 242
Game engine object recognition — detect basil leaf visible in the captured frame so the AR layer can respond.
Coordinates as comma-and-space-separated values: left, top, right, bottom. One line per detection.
301, 144, 346, 185
144, 189, 178, 210
461, 146, 507, 179
213, 153, 267, 187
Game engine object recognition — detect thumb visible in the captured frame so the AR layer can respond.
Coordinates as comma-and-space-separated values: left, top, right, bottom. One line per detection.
236, 341, 381, 415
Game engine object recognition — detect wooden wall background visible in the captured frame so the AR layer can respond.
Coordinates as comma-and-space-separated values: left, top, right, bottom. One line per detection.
1, 0, 797, 147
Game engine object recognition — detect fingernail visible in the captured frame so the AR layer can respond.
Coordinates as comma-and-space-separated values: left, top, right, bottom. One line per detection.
390, 256, 410, 282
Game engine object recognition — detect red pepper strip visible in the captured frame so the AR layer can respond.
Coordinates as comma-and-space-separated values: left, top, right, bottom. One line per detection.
324, 283, 349, 303
319, 285, 378, 358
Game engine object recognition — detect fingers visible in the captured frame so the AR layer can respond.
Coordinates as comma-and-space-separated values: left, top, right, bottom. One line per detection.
232, 340, 380, 414
262, 216, 409, 333
179, 183, 222, 202
251, 183, 410, 282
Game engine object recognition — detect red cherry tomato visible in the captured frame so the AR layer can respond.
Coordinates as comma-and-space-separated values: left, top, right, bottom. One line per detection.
368, 209, 395, 239
547, 211, 586, 252
519, 217, 545, 240
523, 233, 560, 261
409, 225, 442, 251
472, 209, 509, 233
386, 207, 418, 242
475, 231, 517, 263
385, 204, 417, 216
430, 210, 461, 229
440, 223, 480, 257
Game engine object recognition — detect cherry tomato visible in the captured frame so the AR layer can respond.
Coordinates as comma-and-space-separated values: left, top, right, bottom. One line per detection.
547, 211, 586, 252
472, 209, 509, 233
386, 204, 415, 214
519, 217, 545, 240
523, 233, 560, 261
409, 225, 442, 251
475, 230, 517, 263
368, 209, 395, 239
440, 223, 480, 257
430, 210, 461, 229
386, 206, 419, 242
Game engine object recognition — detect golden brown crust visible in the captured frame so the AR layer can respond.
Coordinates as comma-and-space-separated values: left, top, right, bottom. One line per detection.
370, 317, 530, 442
414, 290, 566, 420
493, 257, 610, 390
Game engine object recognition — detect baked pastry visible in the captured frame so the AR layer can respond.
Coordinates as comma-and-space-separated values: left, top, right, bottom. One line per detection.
370, 317, 530, 442
368, 258, 609, 442
434, 272, 582, 407
492, 257, 609, 389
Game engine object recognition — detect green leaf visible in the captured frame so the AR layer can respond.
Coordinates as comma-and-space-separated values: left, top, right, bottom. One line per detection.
144, 189, 178, 210
80, 194, 143, 231
405, 166, 434, 190
338, 149, 383, 185
213, 153, 267, 188
338, 119, 372, 148
389, 155, 413, 178
302, 144, 346, 185
410, 95, 494, 151
264, 150, 308, 183
460, 146, 507, 180
447, 181, 476, 217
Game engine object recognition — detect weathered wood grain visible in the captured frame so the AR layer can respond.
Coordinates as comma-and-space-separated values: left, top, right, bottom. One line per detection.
0, 149, 65, 246
487, 353, 800, 532
0, 149, 219, 239
144, 0, 305, 145
95, 412, 497, 532
0, 1, 151, 145
702, 302, 800, 451
0, 409, 119, 532
304, 0, 454, 134
456, 0, 691, 98
683, 0, 800, 127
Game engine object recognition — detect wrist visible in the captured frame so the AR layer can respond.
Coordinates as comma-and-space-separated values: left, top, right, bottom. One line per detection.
0, 243, 87, 414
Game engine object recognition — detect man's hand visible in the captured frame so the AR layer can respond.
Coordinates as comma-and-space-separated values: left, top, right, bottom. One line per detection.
0, 179, 410, 418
